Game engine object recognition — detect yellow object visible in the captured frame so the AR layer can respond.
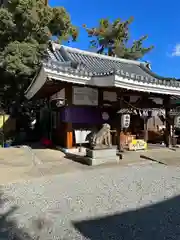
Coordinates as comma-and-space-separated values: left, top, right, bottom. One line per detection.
129, 139, 147, 151
0, 115, 9, 129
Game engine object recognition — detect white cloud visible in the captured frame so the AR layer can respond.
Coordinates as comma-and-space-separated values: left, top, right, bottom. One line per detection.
172, 43, 180, 57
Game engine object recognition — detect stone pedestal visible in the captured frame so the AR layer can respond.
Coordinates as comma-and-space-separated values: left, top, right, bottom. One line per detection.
85, 147, 117, 166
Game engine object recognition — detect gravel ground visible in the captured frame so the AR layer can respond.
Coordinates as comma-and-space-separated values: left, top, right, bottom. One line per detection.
1, 164, 180, 239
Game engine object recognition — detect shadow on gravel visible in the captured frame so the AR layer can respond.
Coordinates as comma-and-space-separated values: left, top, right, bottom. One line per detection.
0, 191, 32, 240
140, 155, 167, 165
64, 153, 88, 165
0, 190, 47, 239
73, 195, 180, 240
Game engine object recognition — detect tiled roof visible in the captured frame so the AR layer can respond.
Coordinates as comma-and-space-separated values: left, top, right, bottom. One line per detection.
46, 44, 149, 76
44, 42, 180, 87
67, 49, 144, 75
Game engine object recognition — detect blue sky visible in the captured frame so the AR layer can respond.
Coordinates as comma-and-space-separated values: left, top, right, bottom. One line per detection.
50, 0, 180, 78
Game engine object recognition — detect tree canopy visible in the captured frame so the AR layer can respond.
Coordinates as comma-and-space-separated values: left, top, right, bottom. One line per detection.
0, 0, 78, 101
83, 17, 153, 60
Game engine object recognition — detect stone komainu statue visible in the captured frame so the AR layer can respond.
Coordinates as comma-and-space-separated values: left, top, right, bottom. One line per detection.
89, 123, 112, 149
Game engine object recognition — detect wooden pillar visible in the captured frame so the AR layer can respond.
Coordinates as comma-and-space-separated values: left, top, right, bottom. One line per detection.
141, 96, 149, 143
64, 84, 73, 149
98, 88, 103, 106
98, 88, 103, 125
143, 117, 148, 143
116, 91, 123, 151
164, 95, 172, 147
65, 122, 73, 149
48, 98, 52, 141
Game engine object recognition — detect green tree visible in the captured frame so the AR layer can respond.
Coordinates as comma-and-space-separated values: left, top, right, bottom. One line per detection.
83, 17, 153, 60
0, 0, 78, 102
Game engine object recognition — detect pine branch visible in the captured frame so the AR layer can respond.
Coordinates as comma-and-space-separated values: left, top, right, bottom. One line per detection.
84, 17, 154, 60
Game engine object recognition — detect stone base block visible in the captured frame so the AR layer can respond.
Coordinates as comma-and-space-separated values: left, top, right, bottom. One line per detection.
85, 148, 118, 166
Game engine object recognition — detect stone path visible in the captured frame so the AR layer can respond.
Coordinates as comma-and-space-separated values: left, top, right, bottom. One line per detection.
0, 147, 153, 184
0, 146, 180, 185
1, 164, 180, 239
0, 147, 85, 183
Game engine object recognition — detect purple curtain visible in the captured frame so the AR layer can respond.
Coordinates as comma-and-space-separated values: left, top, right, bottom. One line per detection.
61, 107, 105, 124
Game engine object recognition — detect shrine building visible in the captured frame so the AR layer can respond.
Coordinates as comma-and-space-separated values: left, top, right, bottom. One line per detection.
24, 42, 180, 150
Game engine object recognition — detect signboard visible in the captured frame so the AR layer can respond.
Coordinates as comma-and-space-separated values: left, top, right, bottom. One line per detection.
73, 87, 98, 106
129, 139, 147, 151
74, 130, 91, 144
121, 114, 130, 128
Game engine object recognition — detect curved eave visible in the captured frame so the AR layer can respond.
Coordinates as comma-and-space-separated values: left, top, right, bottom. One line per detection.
24, 66, 91, 100
25, 65, 180, 100
25, 66, 47, 100
139, 64, 179, 81
44, 66, 91, 84
114, 75, 180, 96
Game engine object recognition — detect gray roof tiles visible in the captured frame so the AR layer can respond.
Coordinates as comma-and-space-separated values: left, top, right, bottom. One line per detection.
45, 43, 180, 87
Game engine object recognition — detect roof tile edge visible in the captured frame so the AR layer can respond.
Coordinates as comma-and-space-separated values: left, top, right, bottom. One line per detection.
50, 41, 148, 67
139, 63, 179, 81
